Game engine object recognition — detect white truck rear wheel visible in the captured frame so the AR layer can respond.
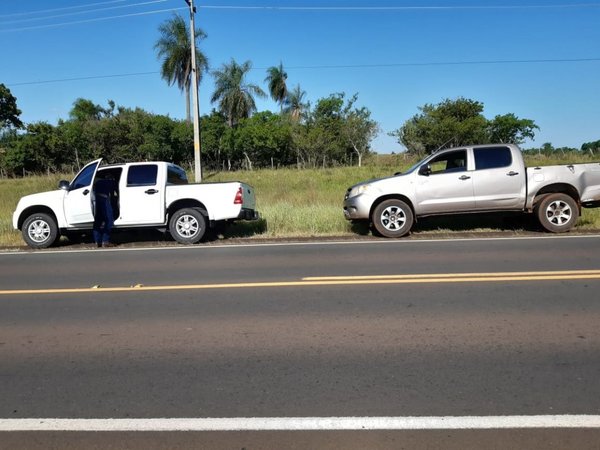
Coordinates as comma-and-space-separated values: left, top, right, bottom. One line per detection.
169, 208, 206, 244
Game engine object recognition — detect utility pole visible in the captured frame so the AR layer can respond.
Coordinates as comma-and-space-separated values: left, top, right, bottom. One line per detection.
185, 0, 202, 182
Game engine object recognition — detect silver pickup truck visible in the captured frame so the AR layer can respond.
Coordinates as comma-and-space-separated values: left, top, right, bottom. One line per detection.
343, 144, 600, 237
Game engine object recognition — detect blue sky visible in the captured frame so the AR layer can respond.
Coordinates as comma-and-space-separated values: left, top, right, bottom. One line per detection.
2, 0, 599, 153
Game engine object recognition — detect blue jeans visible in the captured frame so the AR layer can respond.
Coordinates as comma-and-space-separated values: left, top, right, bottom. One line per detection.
93, 197, 114, 244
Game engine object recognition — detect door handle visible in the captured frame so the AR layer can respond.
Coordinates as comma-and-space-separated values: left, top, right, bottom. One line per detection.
145, 189, 159, 195
459, 175, 471, 180
507, 171, 519, 176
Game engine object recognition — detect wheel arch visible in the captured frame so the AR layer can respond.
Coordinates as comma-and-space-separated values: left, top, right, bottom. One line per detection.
17, 206, 59, 230
166, 199, 208, 222
532, 183, 581, 212
369, 194, 416, 222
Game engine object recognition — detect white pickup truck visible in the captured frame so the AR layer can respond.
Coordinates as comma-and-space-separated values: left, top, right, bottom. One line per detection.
344, 144, 600, 237
13, 159, 258, 248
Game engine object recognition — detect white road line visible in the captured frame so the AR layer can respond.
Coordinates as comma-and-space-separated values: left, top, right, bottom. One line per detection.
1, 416, 600, 431
1, 234, 600, 256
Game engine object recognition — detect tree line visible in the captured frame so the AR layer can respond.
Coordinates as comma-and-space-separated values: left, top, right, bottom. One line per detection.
0, 89, 377, 176
1, 84, 598, 177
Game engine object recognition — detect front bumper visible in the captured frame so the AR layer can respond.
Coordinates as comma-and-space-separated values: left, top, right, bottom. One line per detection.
343, 194, 372, 220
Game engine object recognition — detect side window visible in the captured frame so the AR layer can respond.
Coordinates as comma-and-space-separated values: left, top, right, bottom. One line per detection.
96, 167, 123, 184
429, 150, 467, 174
127, 165, 158, 187
167, 166, 188, 185
71, 162, 97, 190
474, 147, 512, 170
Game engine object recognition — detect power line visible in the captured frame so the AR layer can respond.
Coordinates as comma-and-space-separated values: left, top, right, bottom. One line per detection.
198, 3, 600, 10
282, 57, 600, 69
7, 72, 159, 87
3, 2, 598, 32
0, 0, 169, 26
7, 57, 600, 87
0, 0, 134, 18
0, 7, 186, 33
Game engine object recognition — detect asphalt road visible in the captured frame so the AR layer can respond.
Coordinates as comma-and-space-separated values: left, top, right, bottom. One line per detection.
1, 236, 600, 449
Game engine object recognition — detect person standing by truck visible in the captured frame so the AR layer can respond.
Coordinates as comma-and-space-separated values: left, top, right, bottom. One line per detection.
93, 174, 118, 248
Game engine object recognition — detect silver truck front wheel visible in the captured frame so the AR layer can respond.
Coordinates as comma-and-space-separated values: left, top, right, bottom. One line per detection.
535, 193, 578, 233
169, 208, 206, 244
372, 199, 414, 238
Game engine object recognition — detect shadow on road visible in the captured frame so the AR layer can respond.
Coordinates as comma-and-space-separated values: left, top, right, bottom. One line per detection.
349, 212, 540, 237
54, 218, 269, 248
413, 212, 540, 233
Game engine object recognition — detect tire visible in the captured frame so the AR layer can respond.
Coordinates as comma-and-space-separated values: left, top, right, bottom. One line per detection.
169, 208, 206, 244
371, 199, 414, 238
535, 193, 579, 233
22, 213, 59, 249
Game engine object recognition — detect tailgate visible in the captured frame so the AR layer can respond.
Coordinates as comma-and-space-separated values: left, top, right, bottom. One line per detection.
240, 182, 256, 210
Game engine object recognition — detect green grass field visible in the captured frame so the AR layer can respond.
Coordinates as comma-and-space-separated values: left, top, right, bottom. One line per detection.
2, 153, 599, 248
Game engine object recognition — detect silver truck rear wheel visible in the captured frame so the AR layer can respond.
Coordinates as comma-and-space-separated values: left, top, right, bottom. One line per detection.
372, 199, 413, 238
169, 208, 206, 244
535, 193, 578, 233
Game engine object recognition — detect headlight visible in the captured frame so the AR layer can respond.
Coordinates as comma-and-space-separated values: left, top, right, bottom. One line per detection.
349, 184, 372, 198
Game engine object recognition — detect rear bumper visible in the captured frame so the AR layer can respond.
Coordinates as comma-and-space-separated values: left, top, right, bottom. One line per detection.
238, 208, 260, 220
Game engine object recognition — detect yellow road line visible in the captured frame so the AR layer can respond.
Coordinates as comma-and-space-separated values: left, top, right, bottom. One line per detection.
1, 270, 600, 296
303, 269, 600, 281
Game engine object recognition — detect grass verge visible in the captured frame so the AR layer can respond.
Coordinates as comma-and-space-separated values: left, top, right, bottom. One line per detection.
2, 155, 599, 248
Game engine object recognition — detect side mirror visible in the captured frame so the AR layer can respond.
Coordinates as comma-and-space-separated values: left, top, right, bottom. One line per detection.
394, 171, 402, 176
58, 180, 70, 191
419, 165, 432, 176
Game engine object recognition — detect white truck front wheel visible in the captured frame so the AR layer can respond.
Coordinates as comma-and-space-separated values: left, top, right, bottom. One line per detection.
22, 213, 59, 249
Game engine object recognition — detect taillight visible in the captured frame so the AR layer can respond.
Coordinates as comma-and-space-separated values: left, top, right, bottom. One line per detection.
234, 187, 243, 205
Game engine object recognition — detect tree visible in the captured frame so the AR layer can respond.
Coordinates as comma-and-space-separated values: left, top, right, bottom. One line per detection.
155, 14, 208, 123
211, 59, 266, 128
582, 139, 600, 156
265, 62, 288, 112
291, 93, 377, 167
0, 83, 23, 133
390, 98, 537, 155
199, 110, 227, 168
283, 84, 308, 122
488, 113, 538, 144
234, 111, 294, 168
69, 98, 106, 122
310, 93, 348, 165
341, 95, 379, 167
2, 122, 61, 175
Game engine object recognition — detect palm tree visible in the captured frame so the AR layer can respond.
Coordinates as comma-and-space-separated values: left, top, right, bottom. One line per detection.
211, 59, 266, 127
265, 62, 288, 112
154, 14, 208, 123
283, 84, 308, 122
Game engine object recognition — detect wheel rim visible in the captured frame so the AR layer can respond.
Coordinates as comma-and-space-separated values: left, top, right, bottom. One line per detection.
545, 200, 572, 226
27, 220, 51, 243
380, 205, 407, 232
175, 214, 200, 238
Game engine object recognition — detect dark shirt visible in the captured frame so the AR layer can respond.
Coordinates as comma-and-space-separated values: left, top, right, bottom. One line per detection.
95, 178, 116, 199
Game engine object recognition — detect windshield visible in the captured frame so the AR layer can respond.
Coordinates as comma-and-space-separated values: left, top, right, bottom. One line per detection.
401, 153, 432, 175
